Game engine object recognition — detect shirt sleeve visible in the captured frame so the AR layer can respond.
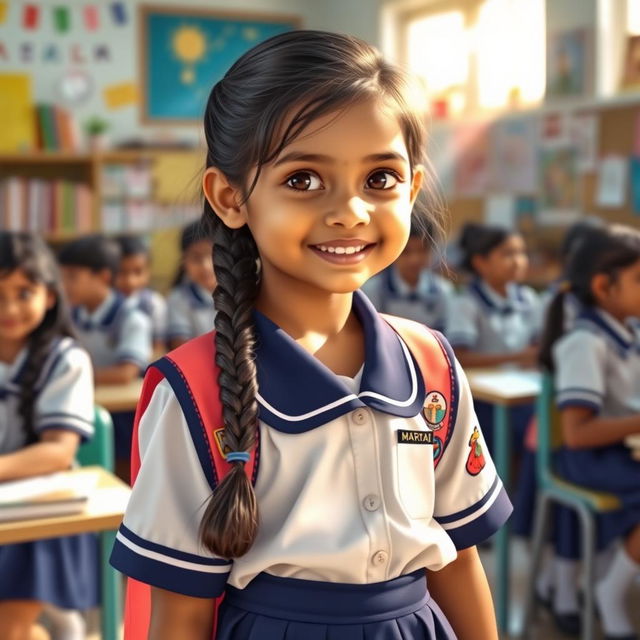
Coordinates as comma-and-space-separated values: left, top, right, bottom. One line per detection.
445, 293, 479, 349
34, 345, 95, 441
109, 379, 232, 597
433, 359, 513, 549
166, 288, 193, 341
151, 292, 168, 343
115, 308, 152, 370
553, 329, 606, 413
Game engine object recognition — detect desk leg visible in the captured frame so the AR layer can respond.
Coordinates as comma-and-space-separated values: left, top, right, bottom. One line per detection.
100, 529, 122, 640
494, 404, 511, 634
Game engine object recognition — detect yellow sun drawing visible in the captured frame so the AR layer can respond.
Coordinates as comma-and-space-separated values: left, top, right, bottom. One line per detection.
172, 25, 207, 85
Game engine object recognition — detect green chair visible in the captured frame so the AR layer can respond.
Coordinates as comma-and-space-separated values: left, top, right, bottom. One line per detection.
521, 373, 621, 640
77, 406, 122, 640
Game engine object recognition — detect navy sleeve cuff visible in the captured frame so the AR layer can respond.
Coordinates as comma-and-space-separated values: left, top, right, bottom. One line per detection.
109, 524, 231, 598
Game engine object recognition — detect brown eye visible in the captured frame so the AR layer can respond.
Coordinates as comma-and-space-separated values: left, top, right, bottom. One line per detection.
367, 170, 399, 190
285, 172, 323, 191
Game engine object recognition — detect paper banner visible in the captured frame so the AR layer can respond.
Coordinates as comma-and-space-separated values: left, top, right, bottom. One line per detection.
23, 4, 39, 29
0, 2, 7, 25
111, 2, 127, 25
84, 4, 99, 31
596, 155, 628, 209
53, 6, 70, 33
103, 82, 139, 109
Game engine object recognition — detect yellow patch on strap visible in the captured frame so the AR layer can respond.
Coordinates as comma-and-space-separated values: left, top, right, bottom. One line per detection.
213, 428, 230, 458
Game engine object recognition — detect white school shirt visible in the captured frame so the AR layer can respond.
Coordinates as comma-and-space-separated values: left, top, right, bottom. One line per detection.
447, 279, 542, 353
72, 290, 152, 371
362, 268, 454, 332
554, 308, 640, 416
166, 281, 216, 342
0, 337, 94, 454
128, 288, 167, 345
111, 290, 512, 598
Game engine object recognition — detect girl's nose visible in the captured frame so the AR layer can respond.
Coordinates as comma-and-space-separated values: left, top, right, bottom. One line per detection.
325, 196, 372, 228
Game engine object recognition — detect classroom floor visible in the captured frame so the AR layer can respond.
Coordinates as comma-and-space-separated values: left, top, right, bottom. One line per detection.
81, 537, 640, 640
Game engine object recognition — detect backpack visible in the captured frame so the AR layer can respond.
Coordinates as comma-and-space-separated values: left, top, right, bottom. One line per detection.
122, 314, 459, 640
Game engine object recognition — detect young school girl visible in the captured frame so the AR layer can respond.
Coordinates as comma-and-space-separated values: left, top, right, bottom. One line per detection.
0, 232, 97, 640
110, 31, 512, 640
538, 225, 640, 640
166, 220, 217, 349
363, 223, 454, 332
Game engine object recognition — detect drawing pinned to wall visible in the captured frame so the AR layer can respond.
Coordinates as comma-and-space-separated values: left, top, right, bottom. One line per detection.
23, 4, 39, 30
103, 82, 139, 109
569, 111, 599, 173
53, 6, 71, 34
84, 5, 99, 32
596, 155, 628, 209
538, 146, 580, 224
139, 6, 300, 123
546, 28, 591, 99
490, 117, 538, 194
453, 121, 490, 197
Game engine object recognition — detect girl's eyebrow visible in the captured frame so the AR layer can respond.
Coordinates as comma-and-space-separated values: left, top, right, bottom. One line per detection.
273, 150, 409, 167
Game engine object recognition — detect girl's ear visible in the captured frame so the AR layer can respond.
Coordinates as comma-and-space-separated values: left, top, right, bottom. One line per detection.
591, 272, 612, 303
409, 165, 425, 206
46, 289, 56, 311
203, 167, 247, 230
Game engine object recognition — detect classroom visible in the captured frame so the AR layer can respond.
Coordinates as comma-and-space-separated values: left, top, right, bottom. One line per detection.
1, 0, 640, 639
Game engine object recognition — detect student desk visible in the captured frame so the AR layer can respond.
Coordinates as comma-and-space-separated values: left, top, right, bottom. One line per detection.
465, 368, 541, 635
95, 379, 144, 413
0, 467, 131, 640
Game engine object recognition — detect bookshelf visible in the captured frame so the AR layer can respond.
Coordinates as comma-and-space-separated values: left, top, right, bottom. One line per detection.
0, 149, 203, 242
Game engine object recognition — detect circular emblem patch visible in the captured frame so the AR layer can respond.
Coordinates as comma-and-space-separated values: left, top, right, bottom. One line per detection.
422, 390, 447, 429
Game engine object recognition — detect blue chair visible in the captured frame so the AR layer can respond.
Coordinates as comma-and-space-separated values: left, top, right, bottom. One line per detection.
77, 406, 122, 640
520, 373, 621, 640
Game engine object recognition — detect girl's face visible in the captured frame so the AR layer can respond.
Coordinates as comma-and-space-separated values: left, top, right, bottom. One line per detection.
0, 269, 54, 346
473, 234, 528, 286
211, 97, 424, 297
596, 258, 640, 321
116, 253, 150, 297
183, 239, 217, 292
395, 236, 431, 285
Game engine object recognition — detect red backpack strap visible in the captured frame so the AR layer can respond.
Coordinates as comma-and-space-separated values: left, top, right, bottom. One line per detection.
123, 331, 258, 640
382, 314, 459, 468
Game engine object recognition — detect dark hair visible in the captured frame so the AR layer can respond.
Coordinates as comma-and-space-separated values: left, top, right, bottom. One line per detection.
171, 220, 213, 287
539, 224, 640, 370
559, 216, 605, 262
458, 223, 516, 274
0, 232, 76, 441
115, 234, 149, 259
198, 30, 443, 558
58, 234, 121, 281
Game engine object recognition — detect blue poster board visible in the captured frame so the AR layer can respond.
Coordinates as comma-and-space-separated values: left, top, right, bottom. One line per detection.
141, 7, 298, 122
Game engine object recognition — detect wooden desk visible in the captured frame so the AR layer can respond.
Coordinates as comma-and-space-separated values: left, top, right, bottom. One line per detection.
95, 379, 143, 413
466, 368, 542, 635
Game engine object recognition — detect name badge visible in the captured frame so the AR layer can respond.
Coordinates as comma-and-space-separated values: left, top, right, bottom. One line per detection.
397, 429, 433, 444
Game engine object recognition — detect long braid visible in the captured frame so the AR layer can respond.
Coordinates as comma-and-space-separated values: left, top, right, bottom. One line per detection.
199, 211, 261, 558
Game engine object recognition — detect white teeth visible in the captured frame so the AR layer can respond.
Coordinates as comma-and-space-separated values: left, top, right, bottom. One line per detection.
334, 247, 346, 254
315, 244, 366, 254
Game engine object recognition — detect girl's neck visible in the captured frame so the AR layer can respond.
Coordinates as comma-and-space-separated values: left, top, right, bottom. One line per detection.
397, 270, 419, 289
595, 302, 629, 326
0, 338, 28, 364
482, 278, 509, 298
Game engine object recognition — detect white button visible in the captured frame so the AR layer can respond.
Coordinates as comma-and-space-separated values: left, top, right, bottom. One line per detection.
363, 494, 381, 511
372, 550, 388, 566
352, 409, 368, 425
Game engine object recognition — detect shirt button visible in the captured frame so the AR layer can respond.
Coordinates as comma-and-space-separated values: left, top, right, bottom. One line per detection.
372, 550, 388, 566
352, 409, 368, 425
363, 494, 381, 511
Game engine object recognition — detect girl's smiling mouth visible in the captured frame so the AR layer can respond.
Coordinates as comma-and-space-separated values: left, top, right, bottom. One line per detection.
308, 239, 377, 264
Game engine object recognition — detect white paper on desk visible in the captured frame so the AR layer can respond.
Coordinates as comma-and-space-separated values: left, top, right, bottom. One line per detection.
597, 155, 628, 208
0, 470, 100, 505
469, 370, 541, 396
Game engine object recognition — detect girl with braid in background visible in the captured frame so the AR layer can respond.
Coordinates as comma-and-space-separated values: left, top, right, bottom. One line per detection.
111, 31, 512, 640
0, 232, 98, 640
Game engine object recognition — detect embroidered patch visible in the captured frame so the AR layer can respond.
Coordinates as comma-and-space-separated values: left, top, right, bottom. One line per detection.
433, 436, 442, 460
397, 429, 434, 444
213, 428, 230, 458
423, 390, 447, 429
465, 426, 486, 476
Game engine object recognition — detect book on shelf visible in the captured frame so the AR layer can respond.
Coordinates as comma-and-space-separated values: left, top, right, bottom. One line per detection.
33, 103, 81, 152
0, 468, 100, 522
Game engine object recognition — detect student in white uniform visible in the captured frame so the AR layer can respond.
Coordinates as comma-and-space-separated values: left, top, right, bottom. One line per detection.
166, 221, 217, 349
0, 232, 97, 640
363, 223, 454, 332
115, 234, 168, 353
538, 225, 640, 640
58, 235, 152, 479
110, 31, 512, 640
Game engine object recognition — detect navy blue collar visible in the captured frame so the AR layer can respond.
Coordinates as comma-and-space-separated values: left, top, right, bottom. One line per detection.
72, 291, 126, 332
576, 308, 634, 353
183, 281, 213, 309
469, 279, 524, 315
254, 290, 426, 433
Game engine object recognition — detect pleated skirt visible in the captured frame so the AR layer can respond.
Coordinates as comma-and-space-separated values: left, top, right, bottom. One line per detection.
216, 570, 457, 640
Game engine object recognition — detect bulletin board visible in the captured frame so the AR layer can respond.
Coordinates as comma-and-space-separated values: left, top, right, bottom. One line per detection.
138, 5, 301, 125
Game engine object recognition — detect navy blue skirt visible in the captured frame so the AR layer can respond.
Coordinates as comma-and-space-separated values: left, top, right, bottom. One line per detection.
0, 534, 99, 609
216, 570, 456, 640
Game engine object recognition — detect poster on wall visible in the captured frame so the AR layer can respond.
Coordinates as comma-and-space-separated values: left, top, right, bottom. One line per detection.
538, 146, 580, 224
546, 28, 592, 99
139, 6, 300, 124
453, 122, 490, 197
489, 117, 538, 194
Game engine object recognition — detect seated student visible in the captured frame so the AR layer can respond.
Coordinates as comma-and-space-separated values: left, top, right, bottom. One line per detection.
114, 234, 168, 354
58, 235, 152, 482
166, 220, 217, 349
362, 223, 454, 332
538, 225, 640, 640
0, 232, 97, 640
